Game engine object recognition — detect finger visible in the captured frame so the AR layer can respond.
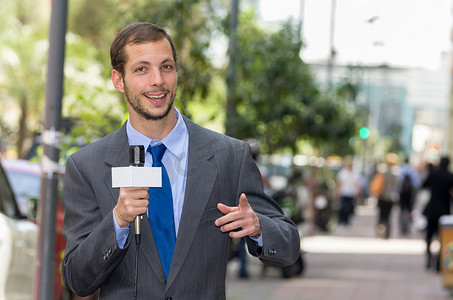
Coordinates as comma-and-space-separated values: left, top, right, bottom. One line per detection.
229, 228, 250, 239
215, 203, 238, 227
131, 187, 150, 199
236, 193, 261, 238
217, 203, 237, 214
225, 219, 257, 239
118, 188, 149, 215
237, 193, 249, 210
215, 213, 236, 228
120, 187, 149, 201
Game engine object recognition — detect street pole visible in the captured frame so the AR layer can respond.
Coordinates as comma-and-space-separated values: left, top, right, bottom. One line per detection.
326, 0, 336, 90
299, 0, 305, 34
448, 23, 453, 169
225, 0, 239, 136
35, 0, 68, 299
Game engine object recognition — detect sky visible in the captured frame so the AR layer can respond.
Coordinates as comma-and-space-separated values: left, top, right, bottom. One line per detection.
259, 0, 453, 70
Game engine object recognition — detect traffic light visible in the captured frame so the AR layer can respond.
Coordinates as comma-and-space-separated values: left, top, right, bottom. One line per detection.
359, 127, 370, 139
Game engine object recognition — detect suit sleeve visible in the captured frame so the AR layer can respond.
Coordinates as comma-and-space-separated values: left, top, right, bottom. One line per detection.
61, 154, 130, 296
237, 143, 301, 267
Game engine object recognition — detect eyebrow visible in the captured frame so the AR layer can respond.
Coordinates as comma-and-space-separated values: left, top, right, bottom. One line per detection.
161, 58, 176, 65
131, 58, 175, 68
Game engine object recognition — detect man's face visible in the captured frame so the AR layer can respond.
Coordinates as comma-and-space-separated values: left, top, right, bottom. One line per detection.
112, 39, 178, 121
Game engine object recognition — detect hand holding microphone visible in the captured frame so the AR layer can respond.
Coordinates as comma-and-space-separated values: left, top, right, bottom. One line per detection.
114, 187, 149, 228
112, 145, 162, 244
113, 145, 163, 299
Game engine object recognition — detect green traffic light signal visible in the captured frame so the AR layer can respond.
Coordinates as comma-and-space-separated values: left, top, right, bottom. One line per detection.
359, 127, 370, 139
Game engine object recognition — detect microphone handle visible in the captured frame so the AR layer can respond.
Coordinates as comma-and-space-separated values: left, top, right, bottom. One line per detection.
129, 145, 145, 245
129, 145, 145, 298
135, 215, 142, 244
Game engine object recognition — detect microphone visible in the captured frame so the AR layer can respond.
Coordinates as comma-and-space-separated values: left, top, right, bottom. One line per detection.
129, 145, 145, 244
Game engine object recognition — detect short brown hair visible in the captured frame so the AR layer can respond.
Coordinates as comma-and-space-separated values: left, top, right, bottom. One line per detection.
110, 22, 179, 76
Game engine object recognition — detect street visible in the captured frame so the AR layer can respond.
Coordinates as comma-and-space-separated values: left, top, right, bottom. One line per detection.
226, 205, 452, 300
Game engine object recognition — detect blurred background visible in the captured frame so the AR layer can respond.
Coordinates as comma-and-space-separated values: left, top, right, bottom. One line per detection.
2, 0, 451, 166
1, 0, 453, 299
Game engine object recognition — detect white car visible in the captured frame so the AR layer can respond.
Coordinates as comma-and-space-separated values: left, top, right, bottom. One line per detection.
0, 158, 38, 299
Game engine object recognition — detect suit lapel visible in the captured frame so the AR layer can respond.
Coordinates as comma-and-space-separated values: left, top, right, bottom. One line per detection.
103, 123, 129, 205
166, 118, 219, 288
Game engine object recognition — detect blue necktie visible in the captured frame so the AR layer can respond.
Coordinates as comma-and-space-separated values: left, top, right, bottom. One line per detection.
147, 144, 176, 280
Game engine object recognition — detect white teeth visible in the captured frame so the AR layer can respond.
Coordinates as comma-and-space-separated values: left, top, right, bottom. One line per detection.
146, 94, 165, 99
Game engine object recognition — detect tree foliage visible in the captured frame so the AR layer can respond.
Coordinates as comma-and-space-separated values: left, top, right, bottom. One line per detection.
0, 0, 363, 160
0, 0, 49, 157
225, 12, 359, 155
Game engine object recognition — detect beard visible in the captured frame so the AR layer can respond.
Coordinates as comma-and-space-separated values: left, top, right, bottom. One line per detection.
124, 83, 176, 121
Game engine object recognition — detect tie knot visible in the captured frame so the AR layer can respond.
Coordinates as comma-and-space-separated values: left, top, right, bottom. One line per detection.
148, 143, 167, 163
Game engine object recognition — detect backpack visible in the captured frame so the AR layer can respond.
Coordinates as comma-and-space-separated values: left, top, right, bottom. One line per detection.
400, 174, 413, 197
369, 172, 385, 197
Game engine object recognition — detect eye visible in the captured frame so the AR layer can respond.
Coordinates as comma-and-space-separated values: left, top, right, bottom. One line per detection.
162, 64, 174, 71
136, 67, 146, 72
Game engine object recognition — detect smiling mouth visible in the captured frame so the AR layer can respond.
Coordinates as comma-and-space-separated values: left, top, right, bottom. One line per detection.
145, 93, 166, 100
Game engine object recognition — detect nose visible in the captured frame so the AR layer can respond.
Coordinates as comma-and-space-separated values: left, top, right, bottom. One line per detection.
148, 67, 164, 86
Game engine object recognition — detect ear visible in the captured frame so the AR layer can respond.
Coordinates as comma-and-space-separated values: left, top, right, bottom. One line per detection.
111, 69, 125, 93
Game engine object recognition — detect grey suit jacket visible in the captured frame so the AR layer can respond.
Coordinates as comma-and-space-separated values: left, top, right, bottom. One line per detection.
62, 116, 300, 299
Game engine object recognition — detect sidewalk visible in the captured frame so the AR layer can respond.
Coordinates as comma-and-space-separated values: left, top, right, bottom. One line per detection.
226, 205, 453, 300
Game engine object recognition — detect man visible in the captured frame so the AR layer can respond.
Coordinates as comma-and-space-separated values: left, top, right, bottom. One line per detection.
422, 156, 453, 270
334, 156, 360, 225
397, 158, 420, 236
62, 22, 300, 299
375, 153, 399, 239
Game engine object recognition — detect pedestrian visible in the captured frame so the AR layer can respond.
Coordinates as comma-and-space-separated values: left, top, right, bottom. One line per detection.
305, 165, 321, 232
422, 156, 453, 270
372, 153, 399, 239
61, 22, 300, 299
413, 162, 434, 229
397, 157, 421, 236
334, 156, 360, 226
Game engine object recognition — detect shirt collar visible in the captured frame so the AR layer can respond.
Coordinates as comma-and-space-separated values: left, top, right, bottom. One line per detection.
126, 107, 188, 160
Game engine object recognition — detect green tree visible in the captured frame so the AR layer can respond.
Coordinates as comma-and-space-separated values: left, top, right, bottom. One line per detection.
60, 32, 127, 159
225, 13, 354, 155
0, 0, 50, 157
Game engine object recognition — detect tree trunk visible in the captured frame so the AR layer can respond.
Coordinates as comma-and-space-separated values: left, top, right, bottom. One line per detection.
17, 95, 29, 158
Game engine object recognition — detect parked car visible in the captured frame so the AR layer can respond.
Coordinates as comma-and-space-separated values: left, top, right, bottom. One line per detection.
0, 157, 38, 299
1, 158, 98, 300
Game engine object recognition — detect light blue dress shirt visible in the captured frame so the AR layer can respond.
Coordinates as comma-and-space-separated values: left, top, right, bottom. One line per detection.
114, 108, 189, 248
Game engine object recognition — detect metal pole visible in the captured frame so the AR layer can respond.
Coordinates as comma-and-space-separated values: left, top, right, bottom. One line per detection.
299, 0, 305, 34
327, 0, 336, 90
225, 0, 239, 136
448, 24, 453, 168
35, 0, 68, 299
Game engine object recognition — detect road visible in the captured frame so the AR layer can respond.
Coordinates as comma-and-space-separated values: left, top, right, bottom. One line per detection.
226, 205, 452, 300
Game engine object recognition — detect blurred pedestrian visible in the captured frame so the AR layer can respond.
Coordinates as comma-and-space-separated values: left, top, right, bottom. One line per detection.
334, 156, 361, 226
305, 166, 321, 233
422, 156, 453, 270
373, 153, 399, 239
397, 157, 421, 236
